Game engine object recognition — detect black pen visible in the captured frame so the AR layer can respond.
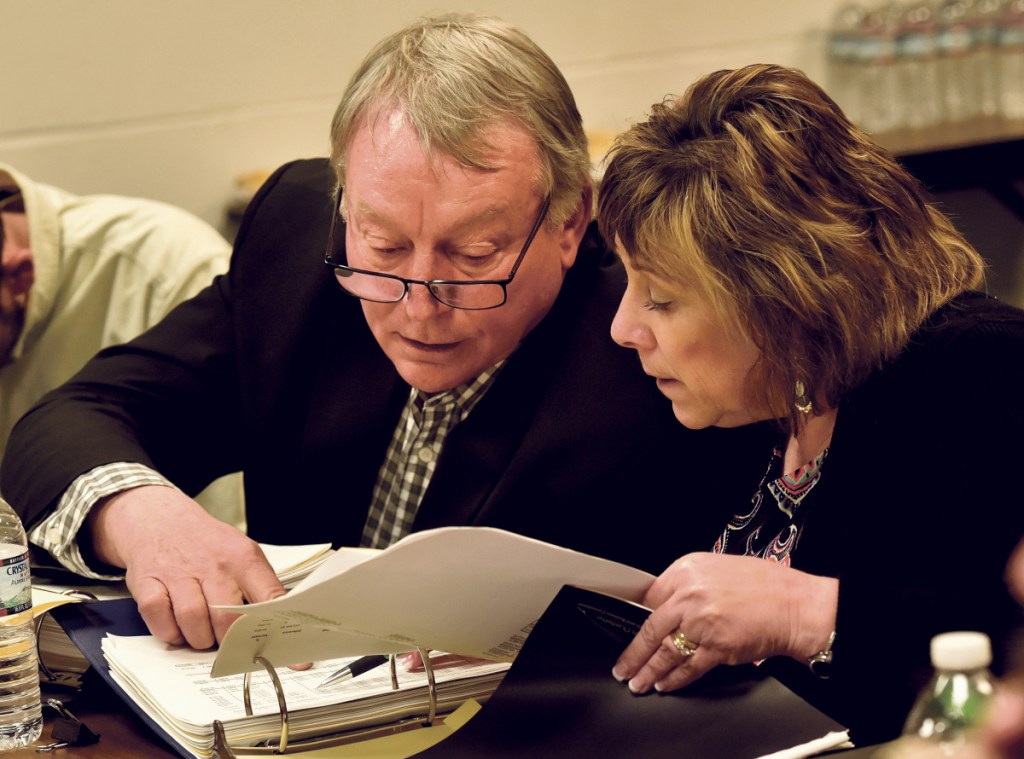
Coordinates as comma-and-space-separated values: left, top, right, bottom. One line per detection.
317, 655, 390, 688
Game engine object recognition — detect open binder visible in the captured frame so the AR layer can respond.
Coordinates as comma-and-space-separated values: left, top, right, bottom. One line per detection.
40, 530, 851, 758
48, 598, 508, 758
38, 529, 658, 757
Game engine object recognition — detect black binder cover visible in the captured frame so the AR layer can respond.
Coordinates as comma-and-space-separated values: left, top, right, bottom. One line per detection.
414, 585, 847, 759
50, 598, 194, 759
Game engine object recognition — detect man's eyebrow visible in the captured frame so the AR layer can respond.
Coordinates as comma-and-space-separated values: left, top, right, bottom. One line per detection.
352, 200, 514, 235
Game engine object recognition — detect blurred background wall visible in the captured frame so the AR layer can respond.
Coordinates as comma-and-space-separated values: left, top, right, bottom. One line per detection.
3, 0, 1022, 303
0, 0, 848, 228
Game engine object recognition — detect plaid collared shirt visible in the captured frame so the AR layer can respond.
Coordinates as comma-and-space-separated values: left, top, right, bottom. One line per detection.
33, 364, 505, 577
360, 363, 504, 548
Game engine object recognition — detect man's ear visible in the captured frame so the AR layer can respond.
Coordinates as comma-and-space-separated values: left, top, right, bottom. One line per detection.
555, 183, 594, 271
5, 254, 34, 301
2, 243, 34, 303
1, 211, 34, 300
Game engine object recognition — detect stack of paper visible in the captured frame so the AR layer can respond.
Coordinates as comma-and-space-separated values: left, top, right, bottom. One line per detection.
101, 635, 508, 758
259, 542, 334, 588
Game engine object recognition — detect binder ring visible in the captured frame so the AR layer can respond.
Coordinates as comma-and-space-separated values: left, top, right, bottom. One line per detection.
215, 650, 442, 755
243, 655, 290, 752
418, 647, 437, 726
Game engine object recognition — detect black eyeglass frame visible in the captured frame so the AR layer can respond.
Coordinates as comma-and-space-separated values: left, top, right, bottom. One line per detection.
324, 194, 552, 311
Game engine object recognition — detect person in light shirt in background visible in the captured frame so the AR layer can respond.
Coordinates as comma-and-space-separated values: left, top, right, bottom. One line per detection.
0, 164, 241, 528
597, 64, 1024, 745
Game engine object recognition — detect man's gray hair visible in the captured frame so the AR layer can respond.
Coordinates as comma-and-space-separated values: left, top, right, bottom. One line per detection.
329, 13, 590, 226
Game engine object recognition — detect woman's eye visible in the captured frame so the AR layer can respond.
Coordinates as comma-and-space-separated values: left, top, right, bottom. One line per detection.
643, 289, 673, 311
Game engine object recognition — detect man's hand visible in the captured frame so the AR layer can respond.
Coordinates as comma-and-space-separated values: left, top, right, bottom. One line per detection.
87, 485, 286, 649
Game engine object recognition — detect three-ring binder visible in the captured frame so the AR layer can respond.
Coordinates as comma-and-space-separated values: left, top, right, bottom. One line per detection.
212, 648, 440, 757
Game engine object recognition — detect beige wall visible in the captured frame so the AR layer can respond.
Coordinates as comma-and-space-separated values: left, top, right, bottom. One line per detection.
2, 0, 848, 234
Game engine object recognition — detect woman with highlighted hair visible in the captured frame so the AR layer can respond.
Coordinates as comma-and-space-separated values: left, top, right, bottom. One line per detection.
599, 64, 1024, 745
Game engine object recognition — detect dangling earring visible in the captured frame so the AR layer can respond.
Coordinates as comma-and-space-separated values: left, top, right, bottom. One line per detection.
794, 380, 813, 415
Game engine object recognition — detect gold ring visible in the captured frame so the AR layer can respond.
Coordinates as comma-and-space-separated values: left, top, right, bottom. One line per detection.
670, 630, 698, 658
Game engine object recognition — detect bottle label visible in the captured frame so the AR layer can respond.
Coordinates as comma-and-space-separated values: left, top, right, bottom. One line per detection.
899, 31, 939, 59
0, 551, 31, 616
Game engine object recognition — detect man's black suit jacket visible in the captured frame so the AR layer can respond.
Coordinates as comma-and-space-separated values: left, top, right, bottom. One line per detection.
1, 159, 768, 575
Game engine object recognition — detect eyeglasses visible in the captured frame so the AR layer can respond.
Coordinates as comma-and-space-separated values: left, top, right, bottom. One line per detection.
324, 195, 551, 311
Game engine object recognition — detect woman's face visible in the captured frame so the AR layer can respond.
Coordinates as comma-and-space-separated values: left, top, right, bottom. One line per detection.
611, 252, 767, 429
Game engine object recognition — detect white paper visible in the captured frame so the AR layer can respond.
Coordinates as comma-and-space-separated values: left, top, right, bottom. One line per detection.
259, 542, 334, 587
103, 634, 509, 758
758, 730, 852, 759
213, 527, 654, 677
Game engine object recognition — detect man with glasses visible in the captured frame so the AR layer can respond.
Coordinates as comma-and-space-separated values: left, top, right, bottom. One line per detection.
1, 14, 765, 650
0, 165, 239, 526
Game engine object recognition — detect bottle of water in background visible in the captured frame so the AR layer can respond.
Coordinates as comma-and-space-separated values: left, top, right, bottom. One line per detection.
899, 0, 946, 127
1000, 0, 1024, 118
974, 0, 1005, 116
0, 499, 41, 749
828, 3, 869, 126
860, 2, 906, 132
937, 0, 981, 121
901, 631, 995, 753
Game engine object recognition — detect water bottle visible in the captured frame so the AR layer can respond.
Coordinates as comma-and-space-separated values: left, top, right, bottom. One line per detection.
827, 3, 869, 126
898, 0, 946, 128
0, 499, 41, 749
937, 0, 980, 122
999, 0, 1024, 118
859, 1, 906, 133
901, 631, 995, 754
973, 0, 1005, 116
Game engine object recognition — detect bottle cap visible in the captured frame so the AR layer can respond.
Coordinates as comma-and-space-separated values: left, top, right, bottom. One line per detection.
930, 631, 992, 670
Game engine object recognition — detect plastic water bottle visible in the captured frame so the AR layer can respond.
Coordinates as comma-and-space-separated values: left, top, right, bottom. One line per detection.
937, 0, 980, 122
1000, 0, 1024, 118
827, 3, 869, 126
974, 0, 1005, 116
0, 499, 41, 749
859, 1, 906, 132
901, 631, 995, 754
898, 0, 946, 128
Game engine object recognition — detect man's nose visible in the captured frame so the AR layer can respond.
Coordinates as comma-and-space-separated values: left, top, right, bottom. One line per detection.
402, 281, 447, 319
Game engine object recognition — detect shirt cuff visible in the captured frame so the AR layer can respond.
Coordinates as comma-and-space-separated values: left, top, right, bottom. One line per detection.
27, 462, 176, 580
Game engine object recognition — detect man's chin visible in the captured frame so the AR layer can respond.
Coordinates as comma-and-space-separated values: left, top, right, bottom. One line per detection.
394, 360, 479, 395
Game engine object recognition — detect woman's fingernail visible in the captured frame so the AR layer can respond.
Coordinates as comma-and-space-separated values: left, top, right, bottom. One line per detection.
612, 666, 626, 682
628, 677, 647, 694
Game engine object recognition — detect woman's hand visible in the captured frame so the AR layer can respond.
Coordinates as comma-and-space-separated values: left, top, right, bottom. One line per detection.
612, 552, 838, 694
